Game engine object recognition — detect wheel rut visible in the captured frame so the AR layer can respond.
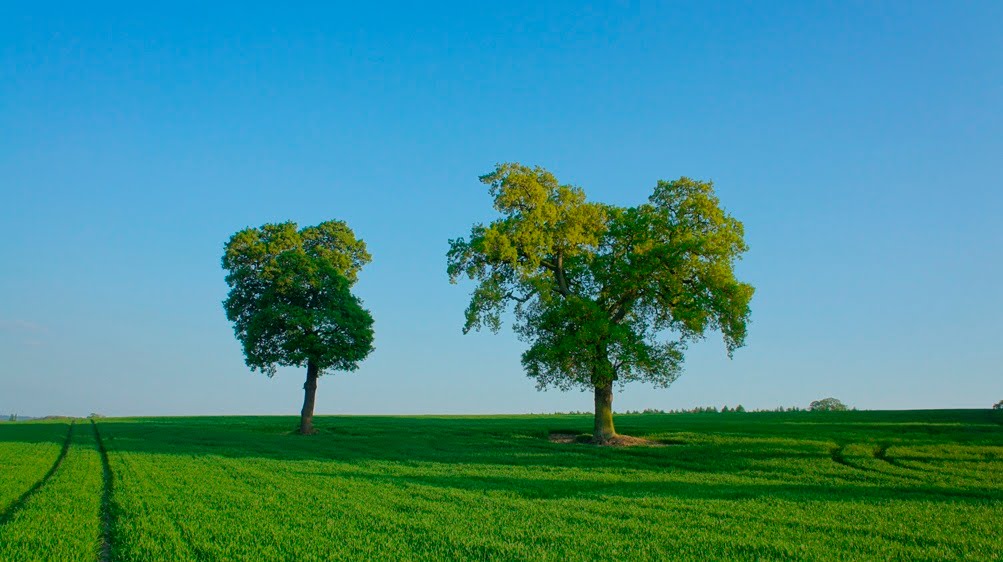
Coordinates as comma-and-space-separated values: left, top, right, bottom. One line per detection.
873, 443, 902, 467
829, 444, 877, 474
91, 420, 116, 562
0, 421, 75, 527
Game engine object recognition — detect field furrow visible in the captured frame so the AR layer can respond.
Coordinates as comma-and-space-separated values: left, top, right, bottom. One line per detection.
0, 421, 106, 561
92, 421, 117, 562
0, 422, 72, 515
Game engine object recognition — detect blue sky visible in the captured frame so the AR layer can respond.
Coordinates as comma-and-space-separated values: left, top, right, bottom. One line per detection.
1, 2, 1000, 416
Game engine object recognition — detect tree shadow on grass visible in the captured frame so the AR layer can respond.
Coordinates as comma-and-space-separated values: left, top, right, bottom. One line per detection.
0, 422, 71, 445
294, 465, 1002, 504
1, 412, 1000, 508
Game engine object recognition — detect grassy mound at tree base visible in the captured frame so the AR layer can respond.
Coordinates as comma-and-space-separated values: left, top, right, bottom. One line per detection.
549, 432, 669, 447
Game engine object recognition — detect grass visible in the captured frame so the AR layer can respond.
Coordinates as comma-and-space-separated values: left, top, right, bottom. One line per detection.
0, 421, 105, 561
0, 422, 70, 514
0, 410, 1000, 560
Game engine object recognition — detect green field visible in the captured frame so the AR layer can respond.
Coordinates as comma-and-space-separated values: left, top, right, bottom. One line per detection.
0, 411, 1000, 561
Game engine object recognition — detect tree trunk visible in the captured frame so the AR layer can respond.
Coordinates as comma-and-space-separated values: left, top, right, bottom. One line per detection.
593, 382, 616, 442
299, 361, 319, 434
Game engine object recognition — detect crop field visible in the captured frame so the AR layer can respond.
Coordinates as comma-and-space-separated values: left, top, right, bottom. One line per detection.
0, 410, 1000, 561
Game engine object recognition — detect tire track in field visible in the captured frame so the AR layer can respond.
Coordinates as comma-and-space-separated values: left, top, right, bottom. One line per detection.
90, 420, 116, 562
829, 443, 914, 481
0, 421, 75, 527
870, 443, 931, 482
830, 443, 928, 484
870, 443, 939, 476
873, 443, 907, 468
829, 444, 866, 471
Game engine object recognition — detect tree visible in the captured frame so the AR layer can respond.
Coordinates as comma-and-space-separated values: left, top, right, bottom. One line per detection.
447, 163, 753, 442
993, 400, 1002, 410
222, 220, 375, 434
809, 397, 848, 412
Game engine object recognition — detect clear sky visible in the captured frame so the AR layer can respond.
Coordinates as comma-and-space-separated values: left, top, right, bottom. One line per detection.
2, 2, 1001, 417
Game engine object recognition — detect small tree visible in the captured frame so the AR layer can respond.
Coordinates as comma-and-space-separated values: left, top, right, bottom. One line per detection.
223, 221, 375, 434
809, 397, 848, 412
993, 400, 1002, 410
448, 163, 753, 442
735, 404, 745, 413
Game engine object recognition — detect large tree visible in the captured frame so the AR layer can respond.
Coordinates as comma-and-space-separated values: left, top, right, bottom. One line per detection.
448, 163, 753, 442
222, 220, 375, 434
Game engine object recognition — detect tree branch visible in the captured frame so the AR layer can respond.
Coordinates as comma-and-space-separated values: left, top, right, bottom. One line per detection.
608, 289, 636, 323
553, 252, 571, 297
504, 289, 537, 304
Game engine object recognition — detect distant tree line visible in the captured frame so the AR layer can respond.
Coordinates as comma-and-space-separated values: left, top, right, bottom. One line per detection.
554, 401, 860, 415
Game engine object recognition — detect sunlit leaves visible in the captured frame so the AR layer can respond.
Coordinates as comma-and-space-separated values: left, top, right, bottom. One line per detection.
448, 164, 754, 392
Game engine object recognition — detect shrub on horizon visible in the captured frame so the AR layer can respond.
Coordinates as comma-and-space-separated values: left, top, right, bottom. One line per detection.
809, 397, 849, 412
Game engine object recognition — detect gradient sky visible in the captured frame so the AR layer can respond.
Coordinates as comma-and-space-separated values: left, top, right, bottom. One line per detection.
2, 2, 1001, 417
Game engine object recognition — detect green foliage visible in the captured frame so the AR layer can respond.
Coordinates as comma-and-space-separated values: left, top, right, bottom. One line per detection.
448, 163, 753, 392
1, 412, 999, 559
222, 220, 375, 377
809, 397, 849, 412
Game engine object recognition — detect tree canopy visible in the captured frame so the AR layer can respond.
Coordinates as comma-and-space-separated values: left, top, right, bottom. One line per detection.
222, 220, 374, 433
448, 163, 754, 441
